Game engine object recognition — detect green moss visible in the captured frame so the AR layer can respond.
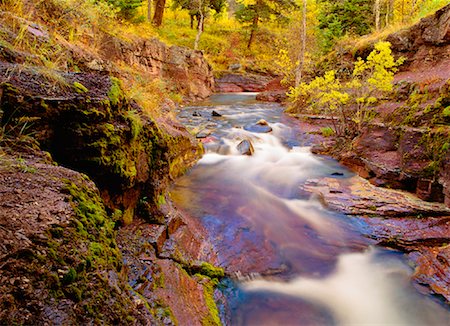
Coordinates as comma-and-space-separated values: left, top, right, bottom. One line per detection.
157, 194, 166, 207
108, 77, 123, 106
73, 82, 89, 94
419, 128, 450, 178
153, 273, 165, 289
111, 209, 123, 222
201, 279, 221, 326
190, 262, 225, 280
320, 126, 334, 137
124, 110, 143, 141
443, 106, 450, 117
122, 207, 134, 225
153, 300, 179, 325
65, 285, 83, 302
62, 268, 78, 285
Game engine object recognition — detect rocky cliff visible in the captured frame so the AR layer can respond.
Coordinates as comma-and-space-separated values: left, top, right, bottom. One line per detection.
325, 4, 450, 206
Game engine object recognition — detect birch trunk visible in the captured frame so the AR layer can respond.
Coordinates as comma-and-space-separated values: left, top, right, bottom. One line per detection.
194, 0, 204, 50
295, 0, 307, 87
375, 0, 380, 31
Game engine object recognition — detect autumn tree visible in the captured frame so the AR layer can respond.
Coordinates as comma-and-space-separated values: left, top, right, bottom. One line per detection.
172, 0, 226, 30
147, 0, 152, 21
288, 41, 404, 136
294, 0, 307, 87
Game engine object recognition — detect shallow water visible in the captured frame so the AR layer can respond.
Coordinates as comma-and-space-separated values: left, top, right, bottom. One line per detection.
171, 93, 450, 325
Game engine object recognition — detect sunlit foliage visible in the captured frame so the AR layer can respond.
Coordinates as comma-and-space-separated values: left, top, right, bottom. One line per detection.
288, 42, 404, 136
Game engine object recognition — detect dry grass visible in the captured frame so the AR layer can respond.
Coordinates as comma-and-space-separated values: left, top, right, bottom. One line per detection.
0, 0, 171, 115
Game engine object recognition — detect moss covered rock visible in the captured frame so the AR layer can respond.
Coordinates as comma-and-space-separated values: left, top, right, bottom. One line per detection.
0, 63, 202, 225
0, 153, 155, 324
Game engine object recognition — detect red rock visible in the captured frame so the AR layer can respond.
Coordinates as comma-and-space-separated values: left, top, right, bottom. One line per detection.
215, 73, 271, 92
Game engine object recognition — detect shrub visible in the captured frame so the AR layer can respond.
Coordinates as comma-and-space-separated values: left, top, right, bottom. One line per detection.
288, 41, 404, 137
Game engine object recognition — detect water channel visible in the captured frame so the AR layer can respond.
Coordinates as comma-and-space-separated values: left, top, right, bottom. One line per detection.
171, 93, 450, 325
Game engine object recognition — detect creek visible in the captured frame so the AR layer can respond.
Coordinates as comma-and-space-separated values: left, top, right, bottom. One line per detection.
171, 93, 450, 325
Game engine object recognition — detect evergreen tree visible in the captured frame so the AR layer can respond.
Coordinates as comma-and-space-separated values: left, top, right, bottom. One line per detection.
318, 0, 373, 51
235, 0, 295, 49
105, 0, 144, 20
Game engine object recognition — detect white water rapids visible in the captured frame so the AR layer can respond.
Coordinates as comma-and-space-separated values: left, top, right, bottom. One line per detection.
173, 95, 450, 325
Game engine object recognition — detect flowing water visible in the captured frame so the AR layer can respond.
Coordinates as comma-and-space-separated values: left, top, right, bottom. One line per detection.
171, 93, 450, 325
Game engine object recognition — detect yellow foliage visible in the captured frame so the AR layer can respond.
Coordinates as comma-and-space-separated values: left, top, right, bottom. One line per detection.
289, 41, 404, 136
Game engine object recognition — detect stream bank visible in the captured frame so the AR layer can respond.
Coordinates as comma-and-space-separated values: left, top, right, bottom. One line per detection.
0, 58, 220, 324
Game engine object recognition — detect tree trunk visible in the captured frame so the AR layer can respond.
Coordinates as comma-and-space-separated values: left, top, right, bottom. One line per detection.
247, 13, 259, 49
410, 0, 417, 17
147, 0, 152, 22
375, 0, 380, 31
295, 0, 307, 87
194, 0, 204, 50
152, 0, 166, 27
385, 0, 392, 26
401, 0, 405, 23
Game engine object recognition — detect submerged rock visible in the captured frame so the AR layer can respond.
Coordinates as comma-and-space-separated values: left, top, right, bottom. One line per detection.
212, 110, 222, 117
244, 120, 273, 133
196, 129, 212, 138
237, 139, 255, 156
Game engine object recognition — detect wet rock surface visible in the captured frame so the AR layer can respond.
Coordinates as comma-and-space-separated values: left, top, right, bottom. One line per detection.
244, 119, 273, 133
303, 176, 450, 217
337, 123, 450, 205
303, 174, 450, 302
117, 213, 219, 326
0, 60, 215, 324
237, 139, 254, 155
0, 150, 222, 325
0, 152, 147, 324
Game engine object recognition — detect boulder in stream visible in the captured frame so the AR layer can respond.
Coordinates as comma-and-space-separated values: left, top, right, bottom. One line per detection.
237, 139, 255, 156
211, 110, 222, 117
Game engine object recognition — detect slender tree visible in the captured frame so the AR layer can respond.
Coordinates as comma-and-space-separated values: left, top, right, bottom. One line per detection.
194, 0, 204, 49
295, 0, 307, 87
147, 0, 152, 21
375, 0, 381, 30
172, 0, 225, 30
